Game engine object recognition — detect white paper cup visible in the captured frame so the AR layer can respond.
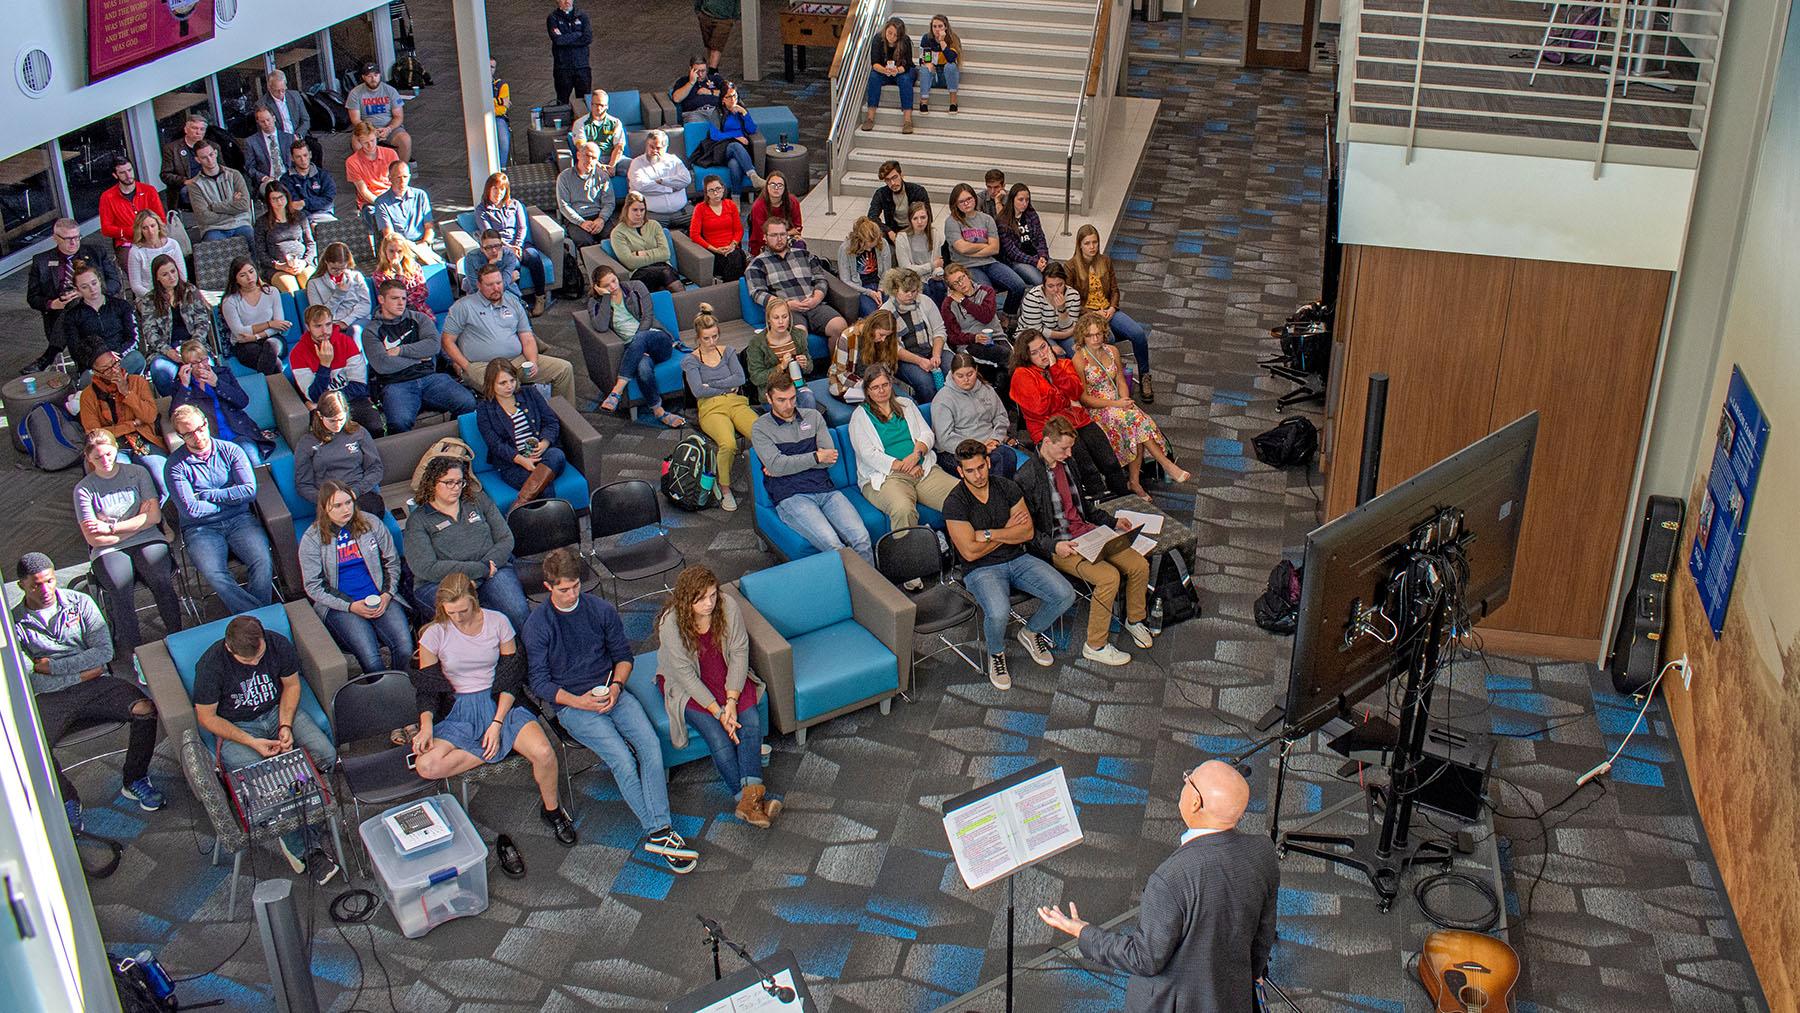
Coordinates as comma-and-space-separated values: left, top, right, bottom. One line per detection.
363, 595, 382, 609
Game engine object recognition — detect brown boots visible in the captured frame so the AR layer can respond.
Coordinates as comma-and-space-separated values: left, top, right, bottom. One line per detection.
515, 463, 555, 506
735, 783, 781, 828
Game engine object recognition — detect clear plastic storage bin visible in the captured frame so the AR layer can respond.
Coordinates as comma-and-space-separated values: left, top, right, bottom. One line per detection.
359, 794, 489, 938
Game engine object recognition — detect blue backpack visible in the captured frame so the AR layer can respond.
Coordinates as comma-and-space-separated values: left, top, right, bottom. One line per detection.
20, 401, 84, 471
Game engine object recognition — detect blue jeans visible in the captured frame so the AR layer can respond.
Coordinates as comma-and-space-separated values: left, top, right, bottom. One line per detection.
967, 262, 1027, 315
414, 565, 530, 633
921, 62, 959, 99
774, 490, 873, 563
556, 692, 671, 833
149, 357, 180, 396
217, 708, 337, 773
495, 446, 567, 489
723, 142, 757, 194
1110, 310, 1151, 373
687, 701, 765, 794
865, 67, 917, 110
118, 450, 169, 500
495, 115, 512, 167
897, 360, 945, 404
231, 439, 267, 467
202, 224, 256, 244
619, 327, 676, 409
183, 512, 275, 615
962, 554, 1076, 656
321, 604, 413, 674
380, 373, 477, 432
1008, 261, 1046, 288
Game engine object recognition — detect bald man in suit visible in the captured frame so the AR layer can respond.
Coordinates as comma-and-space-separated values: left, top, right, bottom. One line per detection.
1039, 760, 1279, 1012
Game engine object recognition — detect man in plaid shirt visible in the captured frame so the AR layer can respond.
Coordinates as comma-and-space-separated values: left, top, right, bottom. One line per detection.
746, 219, 847, 345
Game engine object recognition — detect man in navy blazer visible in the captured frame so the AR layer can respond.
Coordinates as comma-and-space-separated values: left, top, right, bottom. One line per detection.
1039, 760, 1279, 1012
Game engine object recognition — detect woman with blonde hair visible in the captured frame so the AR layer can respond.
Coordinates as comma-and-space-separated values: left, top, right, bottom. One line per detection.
836, 216, 892, 317
612, 191, 684, 293
127, 211, 184, 297
300, 478, 409, 674
744, 297, 817, 409
409, 572, 576, 844
475, 170, 548, 316
681, 303, 759, 512
657, 565, 780, 827
370, 230, 430, 313
1067, 224, 1154, 402
1073, 312, 1188, 497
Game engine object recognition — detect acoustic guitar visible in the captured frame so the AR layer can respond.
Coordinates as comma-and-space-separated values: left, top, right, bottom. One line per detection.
1418, 930, 1519, 1012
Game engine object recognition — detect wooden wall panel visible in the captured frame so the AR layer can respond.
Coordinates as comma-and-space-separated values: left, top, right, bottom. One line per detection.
1323, 246, 1514, 519
1484, 260, 1669, 638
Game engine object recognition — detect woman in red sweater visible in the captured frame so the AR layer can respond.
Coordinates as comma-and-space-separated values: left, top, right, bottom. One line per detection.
688, 176, 747, 282
747, 172, 804, 257
1007, 330, 1129, 497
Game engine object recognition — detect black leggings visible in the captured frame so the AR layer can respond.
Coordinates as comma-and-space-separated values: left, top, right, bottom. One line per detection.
37, 677, 158, 802
233, 337, 285, 375
91, 542, 184, 658
1073, 422, 1130, 498
631, 262, 681, 292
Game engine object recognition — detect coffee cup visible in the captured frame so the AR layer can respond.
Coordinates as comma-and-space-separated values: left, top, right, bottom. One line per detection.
22, 377, 36, 395
788, 359, 803, 381
363, 595, 382, 610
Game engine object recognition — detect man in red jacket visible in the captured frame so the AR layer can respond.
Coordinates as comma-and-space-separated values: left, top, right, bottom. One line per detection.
96, 157, 188, 261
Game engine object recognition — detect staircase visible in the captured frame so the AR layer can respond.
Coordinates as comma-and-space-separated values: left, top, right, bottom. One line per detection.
833, 0, 1100, 213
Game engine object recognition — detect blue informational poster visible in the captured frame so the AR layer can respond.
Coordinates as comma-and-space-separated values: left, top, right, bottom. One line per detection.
1688, 367, 1771, 638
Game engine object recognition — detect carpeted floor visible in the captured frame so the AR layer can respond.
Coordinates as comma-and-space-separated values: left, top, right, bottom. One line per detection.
0, 4, 1767, 1011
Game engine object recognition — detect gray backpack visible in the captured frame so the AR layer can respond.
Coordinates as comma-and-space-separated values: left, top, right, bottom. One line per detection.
20, 402, 84, 471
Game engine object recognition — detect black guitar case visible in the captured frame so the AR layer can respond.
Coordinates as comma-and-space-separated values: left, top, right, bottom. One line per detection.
1607, 495, 1684, 695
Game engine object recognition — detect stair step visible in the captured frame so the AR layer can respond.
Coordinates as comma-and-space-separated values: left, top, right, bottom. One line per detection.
960, 64, 1087, 89
891, 0, 1099, 19
837, 173, 1085, 211
901, 83, 1082, 117
848, 127, 1084, 162
903, 15, 1096, 46
970, 39, 1093, 72
869, 106, 1076, 141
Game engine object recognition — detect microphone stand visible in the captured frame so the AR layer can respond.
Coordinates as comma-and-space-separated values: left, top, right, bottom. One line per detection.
696, 914, 796, 1003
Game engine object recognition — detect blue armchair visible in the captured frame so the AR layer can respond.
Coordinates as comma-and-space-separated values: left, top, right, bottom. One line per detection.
616, 648, 772, 769
454, 410, 590, 514
725, 548, 914, 746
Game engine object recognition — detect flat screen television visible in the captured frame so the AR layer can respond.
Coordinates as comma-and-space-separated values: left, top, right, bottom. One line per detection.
1282, 413, 1539, 740
88, 0, 216, 83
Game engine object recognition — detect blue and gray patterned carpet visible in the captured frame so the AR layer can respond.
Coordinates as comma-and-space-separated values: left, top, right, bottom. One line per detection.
0, 7, 1767, 1012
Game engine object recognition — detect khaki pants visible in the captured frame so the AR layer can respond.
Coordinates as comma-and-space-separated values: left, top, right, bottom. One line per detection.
697, 394, 758, 486
1052, 544, 1149, 648
465, 353, 576, 403
270, 266, 316, 294
861, 469, 959, 531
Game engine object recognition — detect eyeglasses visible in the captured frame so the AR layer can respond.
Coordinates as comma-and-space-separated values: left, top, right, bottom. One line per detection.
437, 477, 466, 488
1182, 766, 1206, 807
176, 427, 205, 440
97, 359, 123, 373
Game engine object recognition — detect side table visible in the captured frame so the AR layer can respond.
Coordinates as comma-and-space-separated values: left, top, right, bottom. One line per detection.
764, 144, 812, 197
1098, 493, 1199, 572
4, 370, 73, 454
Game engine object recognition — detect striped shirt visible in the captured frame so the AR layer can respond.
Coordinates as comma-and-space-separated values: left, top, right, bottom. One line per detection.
510, 408, 538, 454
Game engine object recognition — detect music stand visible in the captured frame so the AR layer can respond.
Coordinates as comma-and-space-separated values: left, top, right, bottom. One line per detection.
941, 760, 1085, 1013
665, 949, 813, 1012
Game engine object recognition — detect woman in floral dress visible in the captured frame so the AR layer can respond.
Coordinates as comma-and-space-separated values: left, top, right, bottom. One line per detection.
1073, 313, 1189, 498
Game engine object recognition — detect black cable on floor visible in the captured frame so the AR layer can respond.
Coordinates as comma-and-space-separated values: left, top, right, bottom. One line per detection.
1413, 870, 1500, 932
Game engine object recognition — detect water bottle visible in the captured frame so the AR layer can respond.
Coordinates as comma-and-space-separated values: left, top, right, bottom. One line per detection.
788, 359, 803, 382
931, 368, 944, 390
530, 106, 543, 130
1148, 596, 1164, 634
135, 950, 176, 1001
22, 376, 36, 394
778, 132, 790, 153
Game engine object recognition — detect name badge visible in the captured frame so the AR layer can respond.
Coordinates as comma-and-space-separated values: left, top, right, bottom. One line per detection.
433, 520, 451, 532
467, 511, 481, 524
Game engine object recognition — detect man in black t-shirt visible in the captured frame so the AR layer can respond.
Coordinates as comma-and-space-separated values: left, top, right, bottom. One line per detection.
192, 616, 340, 881
942, 440, 1075, 691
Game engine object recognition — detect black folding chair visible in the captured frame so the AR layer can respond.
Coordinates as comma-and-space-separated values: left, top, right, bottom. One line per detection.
875, 526, 984, 688
330, 670, 440, 877
587, 480, 684, 605
507, 497, 600, 600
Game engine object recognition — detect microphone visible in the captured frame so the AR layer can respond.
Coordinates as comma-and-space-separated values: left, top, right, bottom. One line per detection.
696, 914, 724, 940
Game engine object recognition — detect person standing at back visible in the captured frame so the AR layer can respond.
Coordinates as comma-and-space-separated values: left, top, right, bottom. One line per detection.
1038, 760, 1279, 1012
547, 0, 594, 119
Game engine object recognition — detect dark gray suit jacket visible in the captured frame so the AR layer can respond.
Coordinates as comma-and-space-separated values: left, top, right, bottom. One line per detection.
1078, 829, 1279, 1012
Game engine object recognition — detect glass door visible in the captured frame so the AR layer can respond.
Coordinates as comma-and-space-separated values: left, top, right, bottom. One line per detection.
1243, 0, 1318, 70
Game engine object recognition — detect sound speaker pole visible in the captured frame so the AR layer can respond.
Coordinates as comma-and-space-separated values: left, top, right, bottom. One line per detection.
1357, 374, 1389, 506
253, 879, 321, 1013
1005, 875, 1015, 1013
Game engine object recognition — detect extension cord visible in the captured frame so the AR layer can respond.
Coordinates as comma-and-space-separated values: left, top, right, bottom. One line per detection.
1576, 657, 1687, 787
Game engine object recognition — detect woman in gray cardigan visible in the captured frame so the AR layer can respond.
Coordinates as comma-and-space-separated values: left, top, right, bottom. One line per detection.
300, 479, 410, 674
657, 565, 781, 828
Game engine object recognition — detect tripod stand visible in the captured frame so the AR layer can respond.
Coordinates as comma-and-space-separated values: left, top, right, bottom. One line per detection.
1276, 518, 1463, 911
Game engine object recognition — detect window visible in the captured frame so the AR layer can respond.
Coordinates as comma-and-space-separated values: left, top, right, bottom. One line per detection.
60, 115, 132, 224
0, 147, 62, 257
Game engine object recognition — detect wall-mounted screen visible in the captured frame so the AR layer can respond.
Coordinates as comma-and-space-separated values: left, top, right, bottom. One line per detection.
88, 0, 216, 83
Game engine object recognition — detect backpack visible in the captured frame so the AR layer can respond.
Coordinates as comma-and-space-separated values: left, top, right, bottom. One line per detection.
408, 436, 479, 493
661, 433, 719, 511
306, 86, 350, 134
389, 51, 432, 91
1275, 321, 1330, 377
20, 401, 84, 471
1543, 5, 1604, 65
1254, 560, 1303, 634
1149, 551, 1201, 628
1252, 417, 1318, 468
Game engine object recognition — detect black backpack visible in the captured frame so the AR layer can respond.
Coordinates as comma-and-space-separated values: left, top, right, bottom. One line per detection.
661, 433, 719, 511
1252, 417, 1318, 468
1150, 551, 1200, 628
390, 51, 432, 91
306, 86, 350, 134
1254, 560, 1303, 634
1276, 321, 1330, 377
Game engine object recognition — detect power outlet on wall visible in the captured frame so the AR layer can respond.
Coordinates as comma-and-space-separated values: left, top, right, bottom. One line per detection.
1679, 653, 1693, 690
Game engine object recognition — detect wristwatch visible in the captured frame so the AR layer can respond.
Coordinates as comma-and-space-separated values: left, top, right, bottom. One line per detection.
981, 529, 993, 543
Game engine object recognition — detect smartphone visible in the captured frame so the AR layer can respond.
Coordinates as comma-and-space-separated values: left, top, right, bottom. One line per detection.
404, 751, 418, 771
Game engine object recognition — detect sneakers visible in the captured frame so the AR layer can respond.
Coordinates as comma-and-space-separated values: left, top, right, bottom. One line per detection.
747, 170, 767, 191
644, 827, 699, 873
1083, 643, 1131, 667
902, 577, 925, 592
540, 805, 579, 846
65, 799, 83, 834
121, 777, 166, 812
987, 652, 1012, 690
1016, 628, 1055, 667
720, 488, 738, 512
1125, 621, 1156, 649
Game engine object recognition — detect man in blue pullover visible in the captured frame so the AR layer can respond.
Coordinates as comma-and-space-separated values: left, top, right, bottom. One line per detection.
749, 375, 873, 562
166, 404, 275, 614
524, 549, 700, 873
